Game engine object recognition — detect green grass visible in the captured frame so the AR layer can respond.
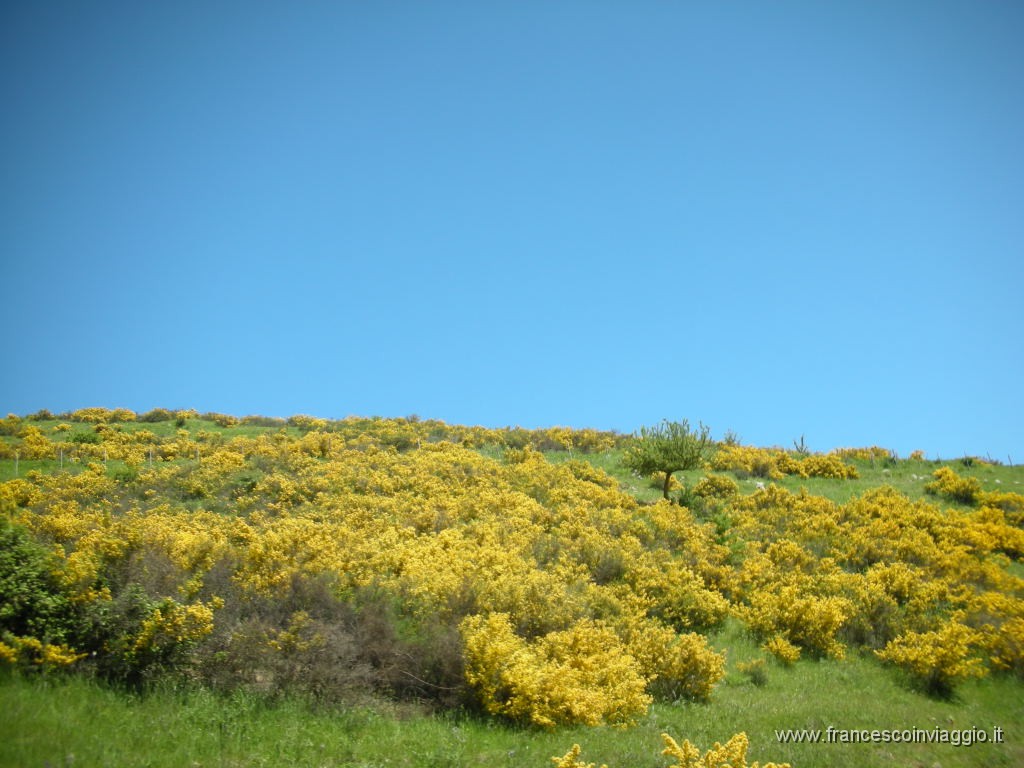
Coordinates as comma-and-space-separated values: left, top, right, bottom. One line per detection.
3, 620, 1022, 768
537, 448, 1024, 507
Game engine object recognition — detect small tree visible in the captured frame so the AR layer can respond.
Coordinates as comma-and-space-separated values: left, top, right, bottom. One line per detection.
623, 420, 712, 500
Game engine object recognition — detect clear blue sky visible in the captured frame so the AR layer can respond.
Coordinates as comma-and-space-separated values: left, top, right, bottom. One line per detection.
2, 1, 1022, 460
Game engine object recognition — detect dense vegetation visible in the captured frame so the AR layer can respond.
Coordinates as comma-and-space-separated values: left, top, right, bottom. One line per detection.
2, 408, 1022, 766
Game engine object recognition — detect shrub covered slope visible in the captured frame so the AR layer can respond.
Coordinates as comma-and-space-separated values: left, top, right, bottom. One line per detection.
1, 409, 1022, 764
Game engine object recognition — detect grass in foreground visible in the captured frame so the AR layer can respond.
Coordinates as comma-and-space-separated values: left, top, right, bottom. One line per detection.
3, 621, 1022, 768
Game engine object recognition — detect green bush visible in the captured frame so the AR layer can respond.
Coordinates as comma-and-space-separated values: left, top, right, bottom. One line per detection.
0, 520, 77, 646
70, 431, 102, 445
139, 408, 174, 423
0, 520, 90, 672
623, 420, 713, 500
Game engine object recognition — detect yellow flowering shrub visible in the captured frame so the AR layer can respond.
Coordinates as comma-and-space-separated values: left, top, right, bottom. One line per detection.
288, 414, 329, 432
710, 445, 785, 479
69, 407, 121, 423
969, 506, 1024, 558
625, 556, 729, 632
842, 562, 928, 648
621, 618, 725, 701
710, 445, 856, 480
830, 446, 892, 461
552, 733, 789, 768
0, 634, 86, 669
763, 635, 800, 665
639, 500, 733, 592
17, 426, 56, 460
983, 616, 1024, 676
924, 467, 982, 505
658, 631, 726, 701
132, 598, 218, 655
876, 619, 986, 695
661, 732, 790, 768
460, 613, 651, 727
979, 490, 1024, 526
1, 478, 45, 514
692, 474, 739, 500
551, 744, 608, 768
799, 454, 859, 479
731, 536, 852, 659
740, 586, 850, 659
729, 481, 1024, 678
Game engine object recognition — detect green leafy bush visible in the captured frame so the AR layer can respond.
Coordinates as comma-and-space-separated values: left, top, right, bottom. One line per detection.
0, 519, 76, 645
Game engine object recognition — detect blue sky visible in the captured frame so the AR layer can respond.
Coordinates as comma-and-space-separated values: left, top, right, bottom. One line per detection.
2, 1, 1022, 460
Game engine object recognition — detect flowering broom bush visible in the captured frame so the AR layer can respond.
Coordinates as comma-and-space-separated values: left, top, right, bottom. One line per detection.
661, 731, 790, 768
460, 613, 651, 728
710, 444, 857, 480
551, 732, 790, 768
692, 474, 739, 501
875, 618, 986, 696
925, 466, 982, 505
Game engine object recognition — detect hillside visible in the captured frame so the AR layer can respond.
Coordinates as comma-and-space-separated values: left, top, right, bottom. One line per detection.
2, 408, 1023, 767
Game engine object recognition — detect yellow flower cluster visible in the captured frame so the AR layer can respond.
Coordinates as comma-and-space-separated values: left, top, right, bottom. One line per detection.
461, 613, 651, 728
875, 619, 986, 693
710, 445, 786, 479
551, 733, 789, 768
14, 426, 57, 459
829, 446, 892, 461
267, 610, 325, 654
620, 618, 725, 702
132, 598, 219, 656
739, 581, 850, 660
924, 466, 982, 505
0, 634, 86, 668
728, 483, 1024, 683
924, 467, 1024, 532
68, 407, 137, 423
692, 474, 739, 500
551, 744, 607, 768
661, 732, 790, 768
763, 635, 801, 665
710, 445, 857, 479
987, 616, 1024, 675
798, 454, 859, 480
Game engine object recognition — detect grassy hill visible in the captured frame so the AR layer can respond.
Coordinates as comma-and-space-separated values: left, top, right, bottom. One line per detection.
1, 409, 1022, 767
